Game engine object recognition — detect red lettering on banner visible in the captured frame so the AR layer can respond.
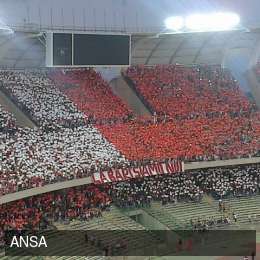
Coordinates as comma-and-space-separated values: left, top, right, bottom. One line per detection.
128, 169, 134, 178
133, 167, 140, 178
142, 166, 150, 177
100, 172, 108, 184
177, 161, 183, 172
166, 162, 176, 174
122, 169, 130, 180
115, 169, 124, 181
139, 166, 145, 177
91, 174, 101, 185
157, 162, 164, 174
107, 169, 116, 182
91, 161, 183, 184
148, 164, 158, 175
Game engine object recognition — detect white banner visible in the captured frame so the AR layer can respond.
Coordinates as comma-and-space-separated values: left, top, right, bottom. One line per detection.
92, 161, 184, 185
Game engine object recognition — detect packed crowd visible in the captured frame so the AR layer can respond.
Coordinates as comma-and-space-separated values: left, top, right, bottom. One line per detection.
51, 69, 133, 123
108, 164, 260, 207
97, 65, 260, 162
0, 67, 259, 196
1, 165, 259, 231
125, 65, 255, 119
99, 113, 260, 161
0, 125, 128, 195
0, 105, 17, 133
0, 185, 110, 230
0, 70, 86, 127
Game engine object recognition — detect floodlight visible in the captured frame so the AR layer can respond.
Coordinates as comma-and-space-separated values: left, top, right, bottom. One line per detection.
185, 12, 240, 32
164, 16, 184, 31
0, 22, 13, 34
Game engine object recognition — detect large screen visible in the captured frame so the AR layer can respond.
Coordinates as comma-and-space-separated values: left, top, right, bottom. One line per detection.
53, 33, 72, 66
73, 34, 130, 66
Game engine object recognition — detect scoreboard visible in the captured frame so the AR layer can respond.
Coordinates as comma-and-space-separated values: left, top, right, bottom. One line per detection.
46, 32, 130, 66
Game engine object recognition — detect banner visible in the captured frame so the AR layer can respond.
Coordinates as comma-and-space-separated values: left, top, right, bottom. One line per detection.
92, 161, 184, 185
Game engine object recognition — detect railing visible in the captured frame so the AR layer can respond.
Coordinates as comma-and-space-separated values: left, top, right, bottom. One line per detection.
0, 156, 260, 205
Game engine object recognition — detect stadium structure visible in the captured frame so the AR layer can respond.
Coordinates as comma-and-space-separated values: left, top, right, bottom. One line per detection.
0, 0, 260, 259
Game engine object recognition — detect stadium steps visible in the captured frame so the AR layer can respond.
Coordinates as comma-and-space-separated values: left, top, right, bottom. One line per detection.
209, 195, 260, 227
110, 76, 152, 116
163, 201, 223, 227
145, 200, 224, 229
54, 207, 162, 255
162, 196, 260, 229
0, 89, 36, 128
144, 205, 182, 230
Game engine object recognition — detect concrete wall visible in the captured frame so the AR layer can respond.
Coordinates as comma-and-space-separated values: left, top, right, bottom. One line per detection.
125, 209, 179, 251
184, 157, 260, 171
110, 76, 151, 116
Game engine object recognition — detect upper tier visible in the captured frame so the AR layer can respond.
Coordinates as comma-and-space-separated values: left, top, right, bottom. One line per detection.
51, 69, 133, 123
0, 66, 259, 197
125, 65, 255, 119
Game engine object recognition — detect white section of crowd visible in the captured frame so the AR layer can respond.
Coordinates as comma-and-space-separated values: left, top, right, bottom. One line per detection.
0, 104, 16, 131
0, 70, 129, 196
0, 70, 86, 127
0, 126, 128, 195
110, 164, 260, 207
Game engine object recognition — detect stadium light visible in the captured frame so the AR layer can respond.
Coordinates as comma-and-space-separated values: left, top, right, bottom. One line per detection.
164, 12, 240, 33
185, 12, 240, 31
164, 16, 184, 31
0, 22, 13, 34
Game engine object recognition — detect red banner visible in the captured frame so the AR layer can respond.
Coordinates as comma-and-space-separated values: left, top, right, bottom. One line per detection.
92, 161, 184, 185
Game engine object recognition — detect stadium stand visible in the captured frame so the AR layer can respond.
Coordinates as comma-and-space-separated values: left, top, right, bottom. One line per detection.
0, 184, 110, 230
1, 1, 260, 259
99, 113, 260, 161
98, 64, 260, 162
1, 164, 260, 233
51, 69, 133, 123
108, 164, 260, 206
0, 66, 259, 196
0, 125, 128, 195
107, 164, 260, 230
0, 70, 86, 127
0, 104, 17, 133
145, 195, 260, 230
124, 65, 255, 118
55, 206, 160, 255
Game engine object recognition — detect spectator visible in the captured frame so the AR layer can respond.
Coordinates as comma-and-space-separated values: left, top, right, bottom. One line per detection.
51, 68, 133, 124
108, 164, 260, 207
0, 125, 129, 195
0, 70, 86, 127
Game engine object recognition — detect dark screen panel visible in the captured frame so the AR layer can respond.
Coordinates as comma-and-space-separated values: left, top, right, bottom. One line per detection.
53, 33, 72, 66
74, 34, 130, 65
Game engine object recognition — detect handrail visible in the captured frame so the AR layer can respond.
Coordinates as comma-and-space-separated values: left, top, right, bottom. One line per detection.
1, 156, 260, 204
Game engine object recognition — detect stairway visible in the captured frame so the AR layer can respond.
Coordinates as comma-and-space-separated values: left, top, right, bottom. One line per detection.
53, 207, 161, 257
110, 76, 152, 117
0, 89, 36, 128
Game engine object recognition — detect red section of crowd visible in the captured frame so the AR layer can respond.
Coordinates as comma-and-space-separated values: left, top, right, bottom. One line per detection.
125, 65, 253, 118
0, 185, 110, 230
99, 112, 260, 162
51, 69, 132, 122
96, 65, 260, 162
